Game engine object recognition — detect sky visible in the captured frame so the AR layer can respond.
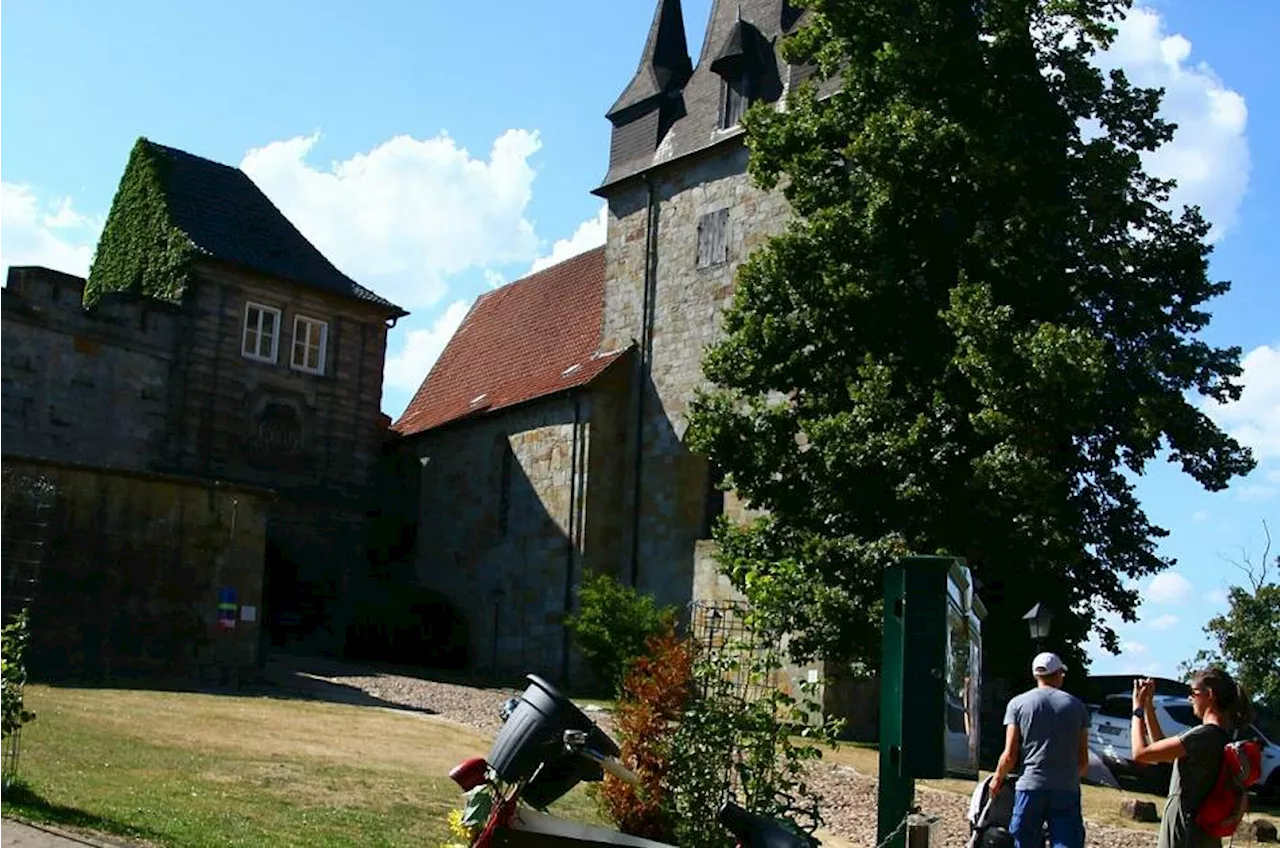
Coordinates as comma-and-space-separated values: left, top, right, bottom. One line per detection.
2, 1, 1276, 681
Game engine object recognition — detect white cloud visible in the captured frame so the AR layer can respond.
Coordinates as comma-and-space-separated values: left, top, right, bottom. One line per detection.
1205, 588, 1229, 606
384, 299, 472, 392
1122, 640, 1150, 656
1192, 510, 1209, 524
241, 130, 544, 309
0, 183, 102, 278
529, 205, 606, 274
1145, 571, 1194, 605
1146, 614, 1179, 631
1093, 5, 1250, 241
1202, 344, 1280, 462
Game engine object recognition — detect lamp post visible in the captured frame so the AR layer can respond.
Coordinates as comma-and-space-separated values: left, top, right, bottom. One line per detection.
1022, 603, 1053, 651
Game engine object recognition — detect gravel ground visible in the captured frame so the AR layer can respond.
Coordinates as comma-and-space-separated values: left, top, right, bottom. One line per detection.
805, 762, 1158, 848
263, 656, 1168, 848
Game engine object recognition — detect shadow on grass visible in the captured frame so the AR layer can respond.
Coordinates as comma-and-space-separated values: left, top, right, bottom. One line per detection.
2, 780, 166, 844
32, 653, 615, 718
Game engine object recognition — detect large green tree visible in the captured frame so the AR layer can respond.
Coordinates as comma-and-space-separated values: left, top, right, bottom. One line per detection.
687, 0, 1255, 682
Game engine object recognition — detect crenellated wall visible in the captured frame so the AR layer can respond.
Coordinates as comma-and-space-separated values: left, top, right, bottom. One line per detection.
1, 266, 180, 470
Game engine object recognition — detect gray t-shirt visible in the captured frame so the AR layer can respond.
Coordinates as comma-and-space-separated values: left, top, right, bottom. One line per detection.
1003, 686, 1089, 792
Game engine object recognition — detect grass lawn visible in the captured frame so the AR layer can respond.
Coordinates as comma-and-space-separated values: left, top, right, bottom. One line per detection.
2, 684, 604, 847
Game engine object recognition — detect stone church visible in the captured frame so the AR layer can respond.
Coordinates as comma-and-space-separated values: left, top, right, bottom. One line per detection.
392, 0, 835, 684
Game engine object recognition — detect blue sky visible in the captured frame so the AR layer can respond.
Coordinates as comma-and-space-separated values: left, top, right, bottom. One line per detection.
2, 1, 1275, 680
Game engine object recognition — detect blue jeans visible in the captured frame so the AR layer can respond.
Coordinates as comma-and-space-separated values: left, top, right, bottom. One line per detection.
1010, 789, 1084, 848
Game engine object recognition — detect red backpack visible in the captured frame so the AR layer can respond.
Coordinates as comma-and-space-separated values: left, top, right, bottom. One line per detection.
1195, 738, 1264, 838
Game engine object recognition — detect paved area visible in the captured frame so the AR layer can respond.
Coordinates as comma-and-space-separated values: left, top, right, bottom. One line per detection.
1, 820, 135, 848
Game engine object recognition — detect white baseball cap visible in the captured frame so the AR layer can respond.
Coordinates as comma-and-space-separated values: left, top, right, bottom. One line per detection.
1032, 652, 1067, 676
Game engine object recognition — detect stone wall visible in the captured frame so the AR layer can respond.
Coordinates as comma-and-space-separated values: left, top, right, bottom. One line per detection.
581, 359, 634, 585
2, 261, 397, 657
162, 262, 395, 655
600, 142, 792, 609
1, 267, 178, 470
165, 261, 391, 498
405, 392, 595, 682
1, 454, 271, 683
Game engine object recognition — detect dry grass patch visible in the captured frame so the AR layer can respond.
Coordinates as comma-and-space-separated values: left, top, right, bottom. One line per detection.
4, 684, 603, 848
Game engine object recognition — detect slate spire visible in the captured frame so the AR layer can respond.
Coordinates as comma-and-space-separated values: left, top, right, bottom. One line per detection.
607, 0, 693, 119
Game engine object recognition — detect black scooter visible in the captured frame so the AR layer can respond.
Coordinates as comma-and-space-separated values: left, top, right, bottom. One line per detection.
448, 674, 818, 848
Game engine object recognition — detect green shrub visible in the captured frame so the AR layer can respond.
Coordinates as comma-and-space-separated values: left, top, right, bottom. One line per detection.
2, 609, 35, 739
567, 573, 676, 695
666, 642, 835, 848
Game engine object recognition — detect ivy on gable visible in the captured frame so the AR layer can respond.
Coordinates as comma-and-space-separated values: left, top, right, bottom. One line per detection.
84, 138, 196, 307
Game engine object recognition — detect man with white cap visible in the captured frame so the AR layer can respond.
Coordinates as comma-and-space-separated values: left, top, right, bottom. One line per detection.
992, 652, 1090, 848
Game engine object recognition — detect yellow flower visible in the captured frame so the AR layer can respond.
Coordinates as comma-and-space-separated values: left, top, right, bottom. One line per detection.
448, 808, 475, 841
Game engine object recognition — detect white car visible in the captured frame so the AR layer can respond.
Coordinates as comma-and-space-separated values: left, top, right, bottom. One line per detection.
1088, 693, 1280, 797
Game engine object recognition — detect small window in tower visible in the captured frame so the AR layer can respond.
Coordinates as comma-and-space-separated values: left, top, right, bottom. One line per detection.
697, 208, 730, 269
720, 70, 752, 129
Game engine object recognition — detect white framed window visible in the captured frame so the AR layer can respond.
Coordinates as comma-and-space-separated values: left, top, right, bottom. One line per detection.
291, 315, 328, 375
242, 302, 281, 363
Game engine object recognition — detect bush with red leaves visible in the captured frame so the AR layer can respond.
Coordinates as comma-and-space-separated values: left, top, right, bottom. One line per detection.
597, 625, 695, 842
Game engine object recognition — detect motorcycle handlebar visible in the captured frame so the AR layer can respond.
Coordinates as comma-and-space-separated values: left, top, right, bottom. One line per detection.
588, 751, 640, 786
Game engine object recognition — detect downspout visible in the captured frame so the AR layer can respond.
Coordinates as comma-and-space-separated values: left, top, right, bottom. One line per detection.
561, 390, 583, 683
629, 178, 659, 588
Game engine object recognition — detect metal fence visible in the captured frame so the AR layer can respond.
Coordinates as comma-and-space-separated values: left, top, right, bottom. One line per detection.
1, 468, 59, 786
688, 599, 787, 704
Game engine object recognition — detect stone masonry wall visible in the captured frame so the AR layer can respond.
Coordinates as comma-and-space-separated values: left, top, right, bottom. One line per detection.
2, 454, 270, 682
166, 262, 391, 500
582, 360, 633, 586
163, 262, 394, 655
600, 142, 792, 610
1, 267, 178, 470
406, 393, 596, 682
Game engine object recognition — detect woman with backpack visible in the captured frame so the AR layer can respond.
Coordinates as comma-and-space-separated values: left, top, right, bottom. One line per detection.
1130, 668, 1256, 848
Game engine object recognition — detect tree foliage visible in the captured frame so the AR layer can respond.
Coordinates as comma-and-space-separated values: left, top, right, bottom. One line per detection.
687, 0, 1254, 678
1183, 524, 1279, 712
85, 137, 195, 307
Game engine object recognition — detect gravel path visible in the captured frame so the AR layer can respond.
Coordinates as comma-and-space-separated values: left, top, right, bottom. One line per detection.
262, 656, 1170, 848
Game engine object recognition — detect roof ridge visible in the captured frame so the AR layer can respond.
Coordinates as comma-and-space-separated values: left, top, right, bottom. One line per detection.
141, 137, 245, 176
490, 245, 606, 295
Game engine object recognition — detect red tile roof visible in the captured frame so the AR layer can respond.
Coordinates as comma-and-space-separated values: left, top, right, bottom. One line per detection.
392, 246, 629, 436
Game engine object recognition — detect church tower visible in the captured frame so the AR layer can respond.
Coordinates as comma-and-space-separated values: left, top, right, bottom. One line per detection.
594, 0, 813, 609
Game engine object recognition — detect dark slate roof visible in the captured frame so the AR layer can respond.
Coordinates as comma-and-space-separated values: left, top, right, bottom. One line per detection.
596, 0, 832, 194
392, 247, 630, 436
143, 140, 407, 318
607, 0, 694, 119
